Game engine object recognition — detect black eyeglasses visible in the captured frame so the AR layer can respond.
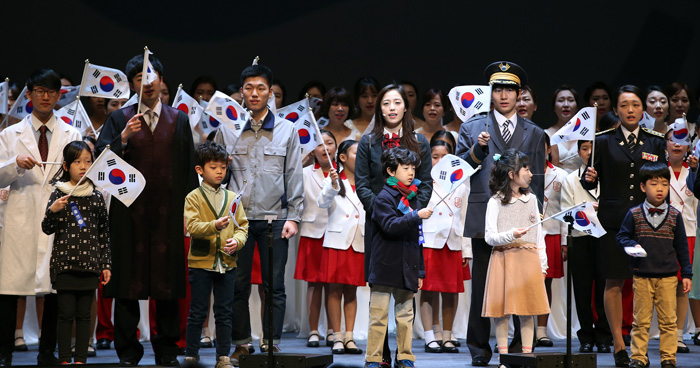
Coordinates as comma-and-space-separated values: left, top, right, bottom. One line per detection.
32, 89, 59, 97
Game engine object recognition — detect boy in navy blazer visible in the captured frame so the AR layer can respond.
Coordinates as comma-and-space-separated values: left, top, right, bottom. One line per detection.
364, 147, 433, 368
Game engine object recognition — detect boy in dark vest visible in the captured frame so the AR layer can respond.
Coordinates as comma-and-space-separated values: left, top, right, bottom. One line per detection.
617, 161, 692, 368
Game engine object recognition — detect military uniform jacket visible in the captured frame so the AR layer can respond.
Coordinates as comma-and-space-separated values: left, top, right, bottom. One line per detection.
581, 126, 666, 229
455, 114, 547, 238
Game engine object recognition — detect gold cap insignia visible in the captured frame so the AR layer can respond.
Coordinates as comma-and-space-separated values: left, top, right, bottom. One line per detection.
499, 63, 510, 72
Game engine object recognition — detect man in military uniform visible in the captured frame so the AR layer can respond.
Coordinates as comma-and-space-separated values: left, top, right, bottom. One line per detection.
456, 61, 547, 366
582, 85, 667, 367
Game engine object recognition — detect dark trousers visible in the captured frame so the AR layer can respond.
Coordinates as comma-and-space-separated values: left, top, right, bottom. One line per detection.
186, 267, 236, 358
467, 238, 522, 361
0, 293, 57, 358
570, 236, 612, 345
232, 220, 288, 345
114, 298, 179, 364
57, 290, 94, 363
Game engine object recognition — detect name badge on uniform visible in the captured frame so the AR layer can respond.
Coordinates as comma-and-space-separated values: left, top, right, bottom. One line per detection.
642, 152, 658, 162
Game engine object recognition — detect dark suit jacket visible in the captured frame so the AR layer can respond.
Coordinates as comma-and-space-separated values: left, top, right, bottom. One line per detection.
581, 126, 666, 229
96, 104, 197, 299
455, 114, 546, 238
368, 184, 425, 292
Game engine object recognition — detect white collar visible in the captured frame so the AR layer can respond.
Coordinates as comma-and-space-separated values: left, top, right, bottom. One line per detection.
140, 99, 162, 117
383, 127, 403, 137
30, 113, 56, 133
620, 124, 640, 141
493, 109, 517, 129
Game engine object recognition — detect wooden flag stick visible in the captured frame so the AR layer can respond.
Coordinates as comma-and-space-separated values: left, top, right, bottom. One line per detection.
592, 102, 597, 167
77, 60, 89, 99
137, 47, 149, 115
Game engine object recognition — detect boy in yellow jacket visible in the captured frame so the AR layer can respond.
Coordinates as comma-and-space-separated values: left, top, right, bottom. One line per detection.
183, 141, 248, 368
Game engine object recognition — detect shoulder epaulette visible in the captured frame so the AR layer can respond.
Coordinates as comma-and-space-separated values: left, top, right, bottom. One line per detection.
596, 128, 614, 136
641, 127, 665, 138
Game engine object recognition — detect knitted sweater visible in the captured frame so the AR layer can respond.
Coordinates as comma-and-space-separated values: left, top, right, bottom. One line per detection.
184, 186, 249, 270
41, 183, 111, 283
616, 204, 692, 279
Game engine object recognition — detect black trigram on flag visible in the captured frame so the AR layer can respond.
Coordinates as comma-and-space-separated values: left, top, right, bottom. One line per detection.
113, 73, 122, 83
177, 94, 182, 102
439, 170, 447, 180
118, 188, 128, 195
92, 70, 101, 78
581, 111, 591, 120
475, 88, 484, 95
113, 90, 123, 98
68, 108, 75, 115
75, 119, 82, 128
459, 107, 466, 116
90, 86, 98, 94
297, 105, 305, 112
234, 123, 240, 131
16, 106, 23, 113
580, 127, 590, 136
454, 91, 460, 100
107, 159, 117, 167
129, 174, 136, 183
202, 121, 209, 129
303, 120, 311, 128
216, 106, 223, 115
474, 101, 483, 110
451, 159, 460, 167
98, 172, 105, 180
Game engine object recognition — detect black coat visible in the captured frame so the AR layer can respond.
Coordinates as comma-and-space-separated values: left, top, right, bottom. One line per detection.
456, 114, 546, 238
95, 104, 197, 300
368, 185, 425, 292
582, 126, 666, 229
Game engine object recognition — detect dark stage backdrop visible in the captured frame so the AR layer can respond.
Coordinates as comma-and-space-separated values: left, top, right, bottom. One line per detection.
2, 0, 699, 127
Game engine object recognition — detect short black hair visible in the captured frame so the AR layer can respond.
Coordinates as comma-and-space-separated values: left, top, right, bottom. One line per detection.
240, 64, 273, 87
577, 140, 592, 151
639, 161, 670, 184
125, 54, 164, 83
381, 147, 420, 179
195, 141, 227, 167
26, 69, 61, 92
189, 75, 218, 97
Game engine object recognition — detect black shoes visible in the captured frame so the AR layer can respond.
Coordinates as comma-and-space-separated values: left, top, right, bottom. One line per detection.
37, 351, 60, 366
628, 359, 649, 368
424, 341, 442, 353
661, 360, 676, 368
579, 342, 593, 352
597, 343, 611, 353
471, 355, 489, 366
0, 355, 11, 367
535, 336, 553, 347
613, 349, 630, 367
96, 338, 111, 349
156, 356, 179, 366
441, 341, 459, 353
677, 341, 690, 353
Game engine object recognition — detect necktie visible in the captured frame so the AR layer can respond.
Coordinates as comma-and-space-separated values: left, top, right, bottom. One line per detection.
628, 133, 636, 151
502, 120, 512, 144
648, 207, 664, 216
38, 125, 48, 162
383, 133, 401, 149
147, 110, 155, 131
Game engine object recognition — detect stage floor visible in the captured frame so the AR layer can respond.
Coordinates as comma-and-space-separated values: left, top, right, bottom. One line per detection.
8, 333, 699, 367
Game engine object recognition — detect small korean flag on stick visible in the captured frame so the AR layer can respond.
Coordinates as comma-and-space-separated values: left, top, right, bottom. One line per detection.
84, 147, 146, 207
277, 98, 310, 123
7, 86, 31, 119
448, 85, 492, 122
204, 91, 249, 137
79, 60, 130, 99
55, 97, 97, 137
669, 116, 691, 146
552, 202, 606, 238
431, 154, 477, 195
172, 85, 202, 130
549, 107, 596, 145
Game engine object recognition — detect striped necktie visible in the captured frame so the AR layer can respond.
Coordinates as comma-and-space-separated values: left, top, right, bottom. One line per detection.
502, 120, 512, 144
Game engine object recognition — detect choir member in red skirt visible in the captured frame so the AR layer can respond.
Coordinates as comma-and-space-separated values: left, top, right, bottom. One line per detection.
318, 140, 366, 354
536, 135, 568, 347
294, 130, 337, 348
420, 139, 471, 354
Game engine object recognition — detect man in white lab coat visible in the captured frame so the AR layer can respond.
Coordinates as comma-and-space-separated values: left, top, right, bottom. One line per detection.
0, 69, 82, 366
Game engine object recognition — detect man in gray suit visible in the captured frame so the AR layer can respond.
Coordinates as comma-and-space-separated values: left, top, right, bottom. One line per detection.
455, 61, 546, 366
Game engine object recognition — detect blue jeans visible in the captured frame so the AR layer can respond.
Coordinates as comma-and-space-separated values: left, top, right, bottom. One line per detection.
232, 220, 288, 345
186, 267, 236, 358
